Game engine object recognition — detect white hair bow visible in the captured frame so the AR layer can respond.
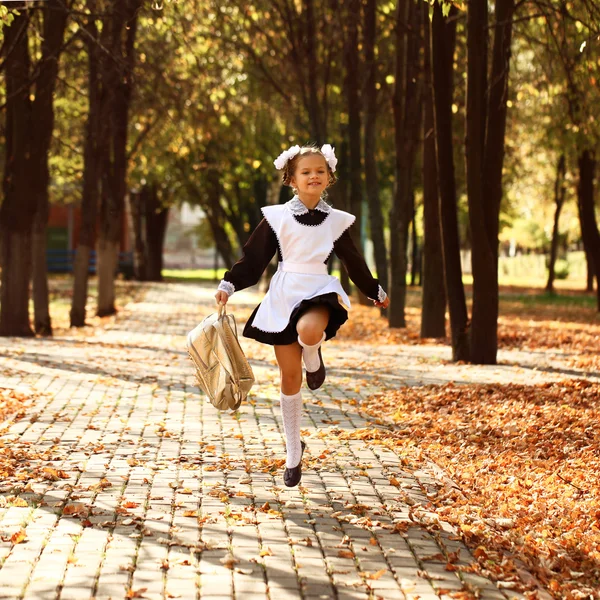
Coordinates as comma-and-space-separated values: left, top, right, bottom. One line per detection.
273, 143, 338, 172
273, 145, 301, 170
320, 144, 337, 172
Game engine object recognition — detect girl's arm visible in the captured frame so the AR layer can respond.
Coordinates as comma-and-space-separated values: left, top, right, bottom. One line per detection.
333, 229, 388, 304
217, 219, 277, 298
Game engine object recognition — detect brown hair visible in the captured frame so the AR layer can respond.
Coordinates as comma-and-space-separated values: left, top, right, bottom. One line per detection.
281, 145, 338, 189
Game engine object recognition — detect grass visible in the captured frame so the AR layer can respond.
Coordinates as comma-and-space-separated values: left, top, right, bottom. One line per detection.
509, 291, 597, 308
162, 268, 227, 282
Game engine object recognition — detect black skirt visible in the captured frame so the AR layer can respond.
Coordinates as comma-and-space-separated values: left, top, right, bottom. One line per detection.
242, 292, 349, 346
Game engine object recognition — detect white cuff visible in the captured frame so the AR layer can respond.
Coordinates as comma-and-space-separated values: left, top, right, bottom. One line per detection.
217, 280, 235, 296
369, 285, 387, 304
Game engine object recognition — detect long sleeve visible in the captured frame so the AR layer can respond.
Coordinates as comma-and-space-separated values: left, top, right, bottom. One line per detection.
219, 219, 278, 294
333, 229, 386, 302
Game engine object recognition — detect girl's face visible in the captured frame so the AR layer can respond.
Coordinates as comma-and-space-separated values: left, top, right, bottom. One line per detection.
290, 154, 329, 197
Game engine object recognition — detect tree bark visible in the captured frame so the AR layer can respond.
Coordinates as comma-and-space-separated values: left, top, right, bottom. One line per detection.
130, 189, 147, 281
577, 149, 600, 310
97, 0, 141, 317
363, 0, 388, 313
337, 129, 351, 294
343, 0, 367, 305
546, 154, 566, 293
144, 184, 169, 281
431, 3, 469, 359
410, 198, 420, 286
465, 0, 490, 361
467, 0, 514, 364
586, 251, 595, 292
390, 0, 422, 327
420, 5, 446, 338
31, 2, 69, 336
0, 9, 34, 337
71, 4, 101, 328
303, 0, 325, 143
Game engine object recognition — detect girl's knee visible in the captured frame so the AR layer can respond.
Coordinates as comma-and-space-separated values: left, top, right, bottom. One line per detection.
296, 321, 324, 345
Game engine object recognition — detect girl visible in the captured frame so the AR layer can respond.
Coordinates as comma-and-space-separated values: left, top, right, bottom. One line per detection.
214, 144, 389, 487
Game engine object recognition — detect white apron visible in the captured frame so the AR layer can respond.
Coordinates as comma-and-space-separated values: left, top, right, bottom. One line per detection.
251, 200, 355, 333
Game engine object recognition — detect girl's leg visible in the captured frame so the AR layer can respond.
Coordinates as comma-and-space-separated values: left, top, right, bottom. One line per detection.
274, 342, 303, 395
296, 306, 329, 372
274, 343, 304, 468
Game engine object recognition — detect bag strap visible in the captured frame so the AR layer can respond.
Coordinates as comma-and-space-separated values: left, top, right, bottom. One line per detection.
218, 302, 238, 337
213, 305, 243, 392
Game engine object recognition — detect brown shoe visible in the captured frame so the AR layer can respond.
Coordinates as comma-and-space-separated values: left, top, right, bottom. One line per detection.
306, 347, 326, 390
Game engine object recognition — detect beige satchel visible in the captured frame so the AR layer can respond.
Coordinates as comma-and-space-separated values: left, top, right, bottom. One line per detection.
186, 304, 255, 410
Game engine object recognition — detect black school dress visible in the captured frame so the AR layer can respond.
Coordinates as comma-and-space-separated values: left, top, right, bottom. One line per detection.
219, 198, 386, 346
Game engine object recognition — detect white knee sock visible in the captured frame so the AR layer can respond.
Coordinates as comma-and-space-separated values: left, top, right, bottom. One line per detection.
298, 332, 325, 372
279, 390, 303, 468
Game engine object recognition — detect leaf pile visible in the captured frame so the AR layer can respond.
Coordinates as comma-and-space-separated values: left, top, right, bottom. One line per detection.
360, 379, 600, 599
0, 388, 29, 426
0, 388, 34, 481
334, 294, 600, 374
497, 313, 600, 371
337, 305, 431, 345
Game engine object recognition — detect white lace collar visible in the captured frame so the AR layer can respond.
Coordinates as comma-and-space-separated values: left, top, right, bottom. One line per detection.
286, 196, 332, 216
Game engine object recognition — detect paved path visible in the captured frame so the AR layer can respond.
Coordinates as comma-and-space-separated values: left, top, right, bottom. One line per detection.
0, 282, 573, 600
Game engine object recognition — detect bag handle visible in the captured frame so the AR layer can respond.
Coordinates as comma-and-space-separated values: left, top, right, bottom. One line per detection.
217, 301, 238, 337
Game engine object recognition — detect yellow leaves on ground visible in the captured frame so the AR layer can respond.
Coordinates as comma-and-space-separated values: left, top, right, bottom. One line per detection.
62, 504, 87, 517
0, 529, 27, 544
42, 467, 70, 481
336, 291, 600, 375
360, 379, 600, 599
0, 388, 45, 481
0, 388, 30, 424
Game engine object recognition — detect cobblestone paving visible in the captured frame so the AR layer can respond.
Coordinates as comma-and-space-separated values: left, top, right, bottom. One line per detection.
0, 282, 578, 600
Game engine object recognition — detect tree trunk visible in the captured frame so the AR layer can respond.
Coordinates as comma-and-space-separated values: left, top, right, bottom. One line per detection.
303, 0, 325, 144
431, 3, 469, 359
467, 0, 514, 364
130, 189, 147, 281
32, 227, 52, 336
97, 0, 141, 317
577, 149, 600, 310
586, 252, 595, 292
343, 0, 367, 305
71, 4, 101, 328
30, 2, 69, 336
363, 0, 388, 314
420, 6, 446, 338
465, 0, 490, 362
0, 9, 34, 337
144, 184, 169, 281
337, 129, 351, 294
97, 238, 119, 316
410, 200, 420, 286
390, 0, 422, 328
546, 154, 566, 293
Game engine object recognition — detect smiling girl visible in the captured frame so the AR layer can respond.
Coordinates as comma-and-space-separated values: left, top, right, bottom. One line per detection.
214, 144, 389, 487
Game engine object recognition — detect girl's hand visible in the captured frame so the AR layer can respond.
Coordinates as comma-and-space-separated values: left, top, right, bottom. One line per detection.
374, 296, 390, 309
215, 290, 229, 306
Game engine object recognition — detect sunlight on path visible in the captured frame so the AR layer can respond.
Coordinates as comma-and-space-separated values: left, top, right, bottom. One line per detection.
0, 282, 568, 600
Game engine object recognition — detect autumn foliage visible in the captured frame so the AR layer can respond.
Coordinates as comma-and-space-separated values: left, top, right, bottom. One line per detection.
360, 380, 600, 599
